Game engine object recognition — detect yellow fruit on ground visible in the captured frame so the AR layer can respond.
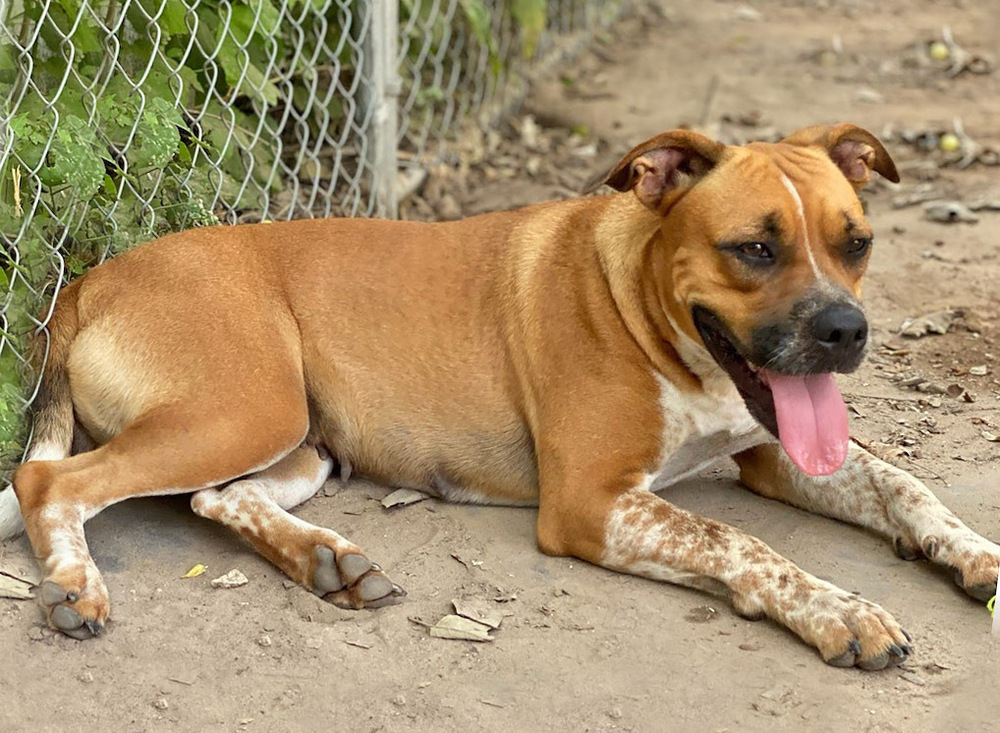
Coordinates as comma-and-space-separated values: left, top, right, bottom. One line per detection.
940, 133, 961, 153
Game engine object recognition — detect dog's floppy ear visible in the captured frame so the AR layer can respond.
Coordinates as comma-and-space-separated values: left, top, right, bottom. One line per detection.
585, 130, 726, 211
782, 123, 900, 190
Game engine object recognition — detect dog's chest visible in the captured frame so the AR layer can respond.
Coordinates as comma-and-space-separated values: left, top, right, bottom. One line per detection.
647, 373, 767, 491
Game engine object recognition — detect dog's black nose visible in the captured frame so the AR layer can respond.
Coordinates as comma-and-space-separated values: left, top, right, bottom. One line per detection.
811, 303, 868, 367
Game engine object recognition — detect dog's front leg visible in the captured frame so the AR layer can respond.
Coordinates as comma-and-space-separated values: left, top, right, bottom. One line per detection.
736, 441, 1000, 601
536, 458, 911, 669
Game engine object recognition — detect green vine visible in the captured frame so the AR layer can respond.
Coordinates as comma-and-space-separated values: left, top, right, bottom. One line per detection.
0, 0, 553, 477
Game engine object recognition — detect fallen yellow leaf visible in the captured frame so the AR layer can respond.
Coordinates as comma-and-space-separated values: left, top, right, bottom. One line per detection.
182, 564, 207, 578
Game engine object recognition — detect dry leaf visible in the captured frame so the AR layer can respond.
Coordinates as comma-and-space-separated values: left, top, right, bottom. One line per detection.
381, 488, 429, 509
182, 564, 207, 579
923, 200, 979, 223
211, 569, 249, 589
0, 572, 34, 600
899, 310, 955, 338
429, 615, 494, 642
452, 598, 505, 629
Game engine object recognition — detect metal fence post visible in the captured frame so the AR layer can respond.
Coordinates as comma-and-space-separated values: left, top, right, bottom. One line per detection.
361, 0, 400, 219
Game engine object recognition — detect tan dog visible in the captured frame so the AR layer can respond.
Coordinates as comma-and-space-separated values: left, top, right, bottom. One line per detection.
3, 123, 998, 670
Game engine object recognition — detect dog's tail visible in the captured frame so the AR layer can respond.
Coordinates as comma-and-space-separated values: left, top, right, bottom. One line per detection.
1, 282, 80, 541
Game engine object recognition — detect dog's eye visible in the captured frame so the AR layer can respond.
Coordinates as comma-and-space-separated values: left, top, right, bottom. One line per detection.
735, 242, 773, 260
845, 237, 872, 257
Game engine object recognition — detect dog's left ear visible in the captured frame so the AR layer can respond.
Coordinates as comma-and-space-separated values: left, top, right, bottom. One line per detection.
782, 123, 900, 190
585, 130, 726, 211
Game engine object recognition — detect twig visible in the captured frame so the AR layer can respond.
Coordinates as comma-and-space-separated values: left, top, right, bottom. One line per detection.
698, 74, 720, 129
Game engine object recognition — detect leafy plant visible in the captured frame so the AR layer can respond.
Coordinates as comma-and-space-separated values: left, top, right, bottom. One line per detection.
0, 0, 558, 478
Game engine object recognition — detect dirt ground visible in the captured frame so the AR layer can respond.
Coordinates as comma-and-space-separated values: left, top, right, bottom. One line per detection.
3, 1, 1000, 731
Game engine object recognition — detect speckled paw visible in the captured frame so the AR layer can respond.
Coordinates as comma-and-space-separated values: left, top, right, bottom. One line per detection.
310, 545, 406, 609
38, 579, 109, 640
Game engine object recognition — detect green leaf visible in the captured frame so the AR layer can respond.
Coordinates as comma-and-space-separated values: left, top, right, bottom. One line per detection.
158, 0, 191, 37
458, 0, 494, 52
127, 98, 182, 170
511, 0, 547, 58
49, 117, 105, 198
242, 63, 281, 106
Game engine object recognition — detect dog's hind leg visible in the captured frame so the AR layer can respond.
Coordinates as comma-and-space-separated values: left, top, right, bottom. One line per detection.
191, 444, 406, 609
735, 441, 1000, 602
13, 403, 309, 639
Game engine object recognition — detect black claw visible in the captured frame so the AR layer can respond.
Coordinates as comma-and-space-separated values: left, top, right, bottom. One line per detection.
888, 644, 904, 657
900, 644, 912, 655
849, 639, 862, 655
85, 620, 104, 636
66, 592, 78, 603
902, 629, 912, 643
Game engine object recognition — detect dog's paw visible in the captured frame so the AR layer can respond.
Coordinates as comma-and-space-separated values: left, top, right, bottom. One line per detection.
795, 584, 911, 670
949, 541, 1000, 602
309, 545, 406, 609
37, 574, 110, 640
905, 530, 1000, 602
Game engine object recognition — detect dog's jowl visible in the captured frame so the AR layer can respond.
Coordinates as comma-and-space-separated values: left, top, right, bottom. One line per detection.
3, 123, 998, 669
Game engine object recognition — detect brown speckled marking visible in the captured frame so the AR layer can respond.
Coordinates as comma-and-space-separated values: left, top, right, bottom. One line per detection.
600, 486, 909, 666
736, 441, 1000, 598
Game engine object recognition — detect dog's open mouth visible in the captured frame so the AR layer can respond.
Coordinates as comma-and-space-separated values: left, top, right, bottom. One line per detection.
691, 307, 849, 476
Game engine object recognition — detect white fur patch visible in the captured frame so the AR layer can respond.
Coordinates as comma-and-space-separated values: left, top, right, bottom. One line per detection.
257, 454, 335, 510
655, 315, 770, 489
26, 441, 67, 463
646, 373, 767, 491
0, 487, 24, 540
780, 173, 822, 279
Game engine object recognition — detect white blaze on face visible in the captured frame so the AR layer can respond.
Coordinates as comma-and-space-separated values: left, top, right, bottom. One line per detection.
779, 173, 823, 280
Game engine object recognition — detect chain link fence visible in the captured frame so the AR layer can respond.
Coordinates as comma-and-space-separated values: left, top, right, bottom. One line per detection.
0, 0, 629, 474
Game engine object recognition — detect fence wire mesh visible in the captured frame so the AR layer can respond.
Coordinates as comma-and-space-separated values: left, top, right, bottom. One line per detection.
0, 0, 628, 474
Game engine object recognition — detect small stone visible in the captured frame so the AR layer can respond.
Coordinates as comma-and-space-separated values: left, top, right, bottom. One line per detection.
27, 626, 45, 641
154, 698, 169, 710
391, 694, 407, 707
739, 641, 763, 651
79, 671, 94, 683
608, 706, 623, 720
969, 365, 988, 376
257, 634, 272, 647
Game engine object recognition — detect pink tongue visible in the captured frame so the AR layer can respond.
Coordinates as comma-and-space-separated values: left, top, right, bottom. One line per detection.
763, 371, 849, 476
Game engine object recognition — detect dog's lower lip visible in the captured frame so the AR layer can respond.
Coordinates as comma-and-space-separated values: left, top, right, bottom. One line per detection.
691, 307, 778, 438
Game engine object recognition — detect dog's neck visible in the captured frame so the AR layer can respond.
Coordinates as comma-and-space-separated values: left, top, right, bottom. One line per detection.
594, 195, 704, 392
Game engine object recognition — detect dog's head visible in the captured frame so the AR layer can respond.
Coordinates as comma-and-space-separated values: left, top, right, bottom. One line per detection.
598, 124, 899, 476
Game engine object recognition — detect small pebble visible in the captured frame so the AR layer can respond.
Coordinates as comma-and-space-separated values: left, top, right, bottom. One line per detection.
79, 671, 94, 683
154, 698, 169, 711
257, 634, 272, 647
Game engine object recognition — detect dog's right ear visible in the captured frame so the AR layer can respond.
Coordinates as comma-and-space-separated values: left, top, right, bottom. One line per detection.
584, 130, 726, 211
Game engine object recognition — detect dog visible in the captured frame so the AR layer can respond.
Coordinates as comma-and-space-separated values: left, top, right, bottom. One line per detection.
3, 123, 997, 670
